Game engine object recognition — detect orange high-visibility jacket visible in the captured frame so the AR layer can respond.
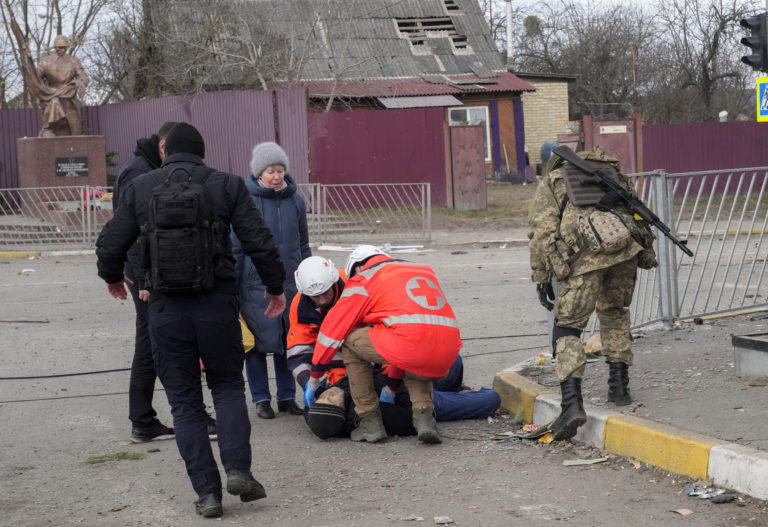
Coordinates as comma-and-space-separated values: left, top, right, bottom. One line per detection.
312, 256, 462, 378
287, 270, 348, 384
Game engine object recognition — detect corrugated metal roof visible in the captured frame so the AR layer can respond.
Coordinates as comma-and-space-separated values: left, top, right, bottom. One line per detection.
304, 71, 535, 98
155, 0, 504, 84
378, 95, 462, 108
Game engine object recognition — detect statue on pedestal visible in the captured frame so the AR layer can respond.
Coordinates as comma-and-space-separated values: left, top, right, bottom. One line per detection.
11, 17, 88, 136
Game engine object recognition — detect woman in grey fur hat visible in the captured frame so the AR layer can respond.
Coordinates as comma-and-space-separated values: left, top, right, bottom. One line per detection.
232, 142, 311, 419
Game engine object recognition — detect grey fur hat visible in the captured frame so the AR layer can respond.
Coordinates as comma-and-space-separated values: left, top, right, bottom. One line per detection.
250, 142, 289, 178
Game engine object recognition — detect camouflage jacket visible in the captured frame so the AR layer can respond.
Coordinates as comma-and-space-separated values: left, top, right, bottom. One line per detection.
528, 147, 644, 283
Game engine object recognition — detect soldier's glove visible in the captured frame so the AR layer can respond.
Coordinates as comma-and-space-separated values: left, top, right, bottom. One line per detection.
537, 282, 556, 311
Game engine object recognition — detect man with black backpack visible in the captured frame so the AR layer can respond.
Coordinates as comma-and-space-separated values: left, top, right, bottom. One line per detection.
97, 122, 287, 519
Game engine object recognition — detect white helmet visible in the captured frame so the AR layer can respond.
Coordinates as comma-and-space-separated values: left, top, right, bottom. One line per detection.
295, 256, 339, 296
345, 245, 386, 277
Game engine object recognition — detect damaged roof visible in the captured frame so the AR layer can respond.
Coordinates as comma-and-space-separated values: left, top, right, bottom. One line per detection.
159, 0, 514, 86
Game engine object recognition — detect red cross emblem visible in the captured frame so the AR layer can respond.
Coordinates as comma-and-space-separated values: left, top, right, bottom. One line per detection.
406, 277, 446, 310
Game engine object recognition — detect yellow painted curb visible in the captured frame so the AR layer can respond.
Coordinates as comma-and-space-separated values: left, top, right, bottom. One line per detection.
0, 251, 40, 259
493, 370, 553, 423
604, 415, 726, 479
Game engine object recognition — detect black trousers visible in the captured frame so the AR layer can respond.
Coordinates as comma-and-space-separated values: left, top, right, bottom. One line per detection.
149, 292, 252, 496
126, 274, 159, 427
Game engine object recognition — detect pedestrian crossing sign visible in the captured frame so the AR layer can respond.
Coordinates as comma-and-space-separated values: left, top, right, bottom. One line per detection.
758, 77, 768, 122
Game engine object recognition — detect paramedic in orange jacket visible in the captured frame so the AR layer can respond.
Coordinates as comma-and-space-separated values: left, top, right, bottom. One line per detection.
309, 246, 462, 444
286, 261, 349, 390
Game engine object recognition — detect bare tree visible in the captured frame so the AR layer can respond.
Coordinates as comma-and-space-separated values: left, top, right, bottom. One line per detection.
643, 0, 752, 123
507, 0, 753, 124
510, 0, 656, 119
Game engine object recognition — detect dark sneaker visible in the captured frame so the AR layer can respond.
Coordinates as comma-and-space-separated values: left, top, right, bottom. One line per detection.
206, 414, 218, 440
226, 469, 267, 502
130, 419, 174, 443
277, 399, 303, 415
194, 492, 223, 518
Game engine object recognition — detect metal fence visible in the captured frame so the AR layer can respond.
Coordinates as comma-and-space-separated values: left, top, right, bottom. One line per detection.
627, 166, 768, 328
0, 182, 432, 251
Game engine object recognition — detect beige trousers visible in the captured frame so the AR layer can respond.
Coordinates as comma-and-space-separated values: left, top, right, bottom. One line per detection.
342, 327, 434, 417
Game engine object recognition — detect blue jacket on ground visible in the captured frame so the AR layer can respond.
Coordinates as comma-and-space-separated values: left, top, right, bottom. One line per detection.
233, 173, 311, 355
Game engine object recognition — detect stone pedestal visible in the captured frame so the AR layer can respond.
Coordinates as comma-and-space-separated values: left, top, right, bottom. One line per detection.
17, 135, 106, 188
14, 136, 110, 230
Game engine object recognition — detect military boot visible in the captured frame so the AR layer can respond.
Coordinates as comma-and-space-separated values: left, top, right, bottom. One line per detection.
607, 362, 632, 406
412, 407, 442, 444
350, 408, 387, 443
551, 377, 587, 442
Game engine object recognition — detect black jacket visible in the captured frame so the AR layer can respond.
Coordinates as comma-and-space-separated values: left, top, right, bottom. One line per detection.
113, 136, 162, 212
112, 136, 162, 286
97, 153, 286, 298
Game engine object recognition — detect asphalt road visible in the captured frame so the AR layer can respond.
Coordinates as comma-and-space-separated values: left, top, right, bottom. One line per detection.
1, 244, 766, 526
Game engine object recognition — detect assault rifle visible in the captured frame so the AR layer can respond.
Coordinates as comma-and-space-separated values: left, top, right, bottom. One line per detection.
553, 146, 693, 257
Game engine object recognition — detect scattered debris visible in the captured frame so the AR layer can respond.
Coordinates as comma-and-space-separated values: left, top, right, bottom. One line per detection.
401, 516, 424, 521
563, 457, 608, 466
434, 516, 454, 524
693, 317, 704, 325
512, 421, 554, 440
0, 319, 49, 324
538, 432, 554, 444
534, 353, 552, 365
450, 251, 467, 255
19, 269, 35, 275
710, 493, 736, 504
672, 509, 694, 516
748, 377, 768, 387
585, 334, 602, 355
685, 482, 733, 502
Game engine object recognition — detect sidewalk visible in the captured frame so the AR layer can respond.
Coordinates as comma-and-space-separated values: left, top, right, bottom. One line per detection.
493, 309, 768, 501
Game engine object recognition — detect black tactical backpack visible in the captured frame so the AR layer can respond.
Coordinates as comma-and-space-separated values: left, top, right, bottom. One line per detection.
141, 165, 218, 293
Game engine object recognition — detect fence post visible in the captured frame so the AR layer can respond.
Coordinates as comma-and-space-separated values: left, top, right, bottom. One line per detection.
424, 183, 431, 242
652, 170, 678, 328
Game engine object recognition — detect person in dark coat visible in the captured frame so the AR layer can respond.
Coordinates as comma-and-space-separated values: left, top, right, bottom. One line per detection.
112, 121, 199, 443
233, 142, 311, 419
97, 122, 287, 519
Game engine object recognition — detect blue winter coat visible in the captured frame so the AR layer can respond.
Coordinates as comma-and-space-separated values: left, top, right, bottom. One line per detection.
232, 173, 311, 355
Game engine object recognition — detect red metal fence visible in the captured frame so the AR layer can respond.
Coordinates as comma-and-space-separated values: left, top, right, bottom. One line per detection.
643, 120, 768, 173
308, 107, 450, 207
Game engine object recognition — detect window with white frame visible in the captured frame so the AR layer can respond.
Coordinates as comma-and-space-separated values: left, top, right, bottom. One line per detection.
448, 106, 491, 161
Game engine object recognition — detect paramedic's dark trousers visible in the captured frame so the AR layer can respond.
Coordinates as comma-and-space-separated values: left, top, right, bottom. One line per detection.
149, 292, 252, 496
126, 271, 159, 427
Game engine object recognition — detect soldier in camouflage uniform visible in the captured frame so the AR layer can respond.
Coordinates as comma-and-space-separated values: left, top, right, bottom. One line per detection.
528, 146, 657, 441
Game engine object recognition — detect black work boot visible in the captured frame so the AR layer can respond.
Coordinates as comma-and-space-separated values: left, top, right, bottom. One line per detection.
607, 362, 632, 406
194, 492, 223, 518
551, 377, 587, 441
226, 469, 267, 502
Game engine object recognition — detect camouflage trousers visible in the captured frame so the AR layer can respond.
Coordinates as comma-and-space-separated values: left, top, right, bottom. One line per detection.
553, 256, 638, 382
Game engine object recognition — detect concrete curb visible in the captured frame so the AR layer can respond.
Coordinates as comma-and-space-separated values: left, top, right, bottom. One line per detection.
493, 361, 768, 500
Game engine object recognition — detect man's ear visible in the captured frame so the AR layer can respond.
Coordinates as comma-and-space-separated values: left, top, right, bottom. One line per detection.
158, 139, 166, 159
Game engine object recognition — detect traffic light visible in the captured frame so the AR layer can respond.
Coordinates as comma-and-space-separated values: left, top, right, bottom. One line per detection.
741, 13, 768, 72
